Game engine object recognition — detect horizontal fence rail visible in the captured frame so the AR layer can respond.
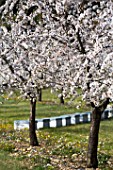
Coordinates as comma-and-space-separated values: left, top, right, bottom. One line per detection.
14, 106, 113, 130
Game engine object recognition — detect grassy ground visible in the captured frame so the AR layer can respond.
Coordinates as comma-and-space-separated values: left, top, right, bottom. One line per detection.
0, 89, 89, 123
0, 89, 113, 170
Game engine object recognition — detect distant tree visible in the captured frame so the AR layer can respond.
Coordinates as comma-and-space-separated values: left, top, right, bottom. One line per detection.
60, 88, 64, 105
38, 88, 42, 102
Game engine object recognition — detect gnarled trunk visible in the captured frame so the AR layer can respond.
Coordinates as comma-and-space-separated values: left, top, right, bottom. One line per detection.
29, 98, 39, 146
87, 98, 109, 168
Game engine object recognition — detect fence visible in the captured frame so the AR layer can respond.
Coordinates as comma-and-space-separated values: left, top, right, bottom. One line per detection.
14, 105, 113, 130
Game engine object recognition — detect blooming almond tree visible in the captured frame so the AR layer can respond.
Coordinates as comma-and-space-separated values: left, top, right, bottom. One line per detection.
48, 1, 113, 168
37, 0, 113, 168
0, 28, 46, 146
0, 0, 56, 146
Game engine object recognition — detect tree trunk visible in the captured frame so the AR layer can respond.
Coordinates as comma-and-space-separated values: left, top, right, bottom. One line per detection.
87, 98, 109, 168
38, 89, 42, 102
87, 107, 101, 168
60, 87, 64, 104
29, 98, 39, 146
60, 95, 64, 104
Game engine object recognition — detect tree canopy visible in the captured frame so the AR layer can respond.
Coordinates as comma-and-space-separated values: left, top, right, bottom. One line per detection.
0, 0, 113, 106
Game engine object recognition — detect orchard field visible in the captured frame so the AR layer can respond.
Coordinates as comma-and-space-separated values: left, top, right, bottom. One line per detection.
0, 0, 113, 169
0, 89, 113, 170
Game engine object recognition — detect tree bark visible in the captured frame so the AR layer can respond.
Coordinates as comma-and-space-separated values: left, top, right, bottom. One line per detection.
60, 88, 64, 104
38, 89, 42, 102
29, 98, 39, 146
87, 107, 101, 168
60, 95, 64, 104
87, 98, 109, 168
76, 29, 86, 54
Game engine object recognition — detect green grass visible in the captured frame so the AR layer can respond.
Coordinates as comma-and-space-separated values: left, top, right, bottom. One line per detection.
0, 88, 90, 124
0, 151, 29, 170
0, 88, 113, 169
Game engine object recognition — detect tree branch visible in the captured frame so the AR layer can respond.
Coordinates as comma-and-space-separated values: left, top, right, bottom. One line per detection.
76, 29, 86, 54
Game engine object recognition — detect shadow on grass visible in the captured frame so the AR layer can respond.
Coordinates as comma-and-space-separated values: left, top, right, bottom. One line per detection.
0, 114, 30, 124
5, 114, 30, 119
0, 106, 29, 110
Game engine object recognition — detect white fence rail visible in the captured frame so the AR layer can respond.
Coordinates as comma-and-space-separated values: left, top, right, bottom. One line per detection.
14, 105, 113, 130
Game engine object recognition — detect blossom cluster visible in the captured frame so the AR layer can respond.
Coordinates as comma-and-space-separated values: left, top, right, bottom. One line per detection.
0, 0, 113, 106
